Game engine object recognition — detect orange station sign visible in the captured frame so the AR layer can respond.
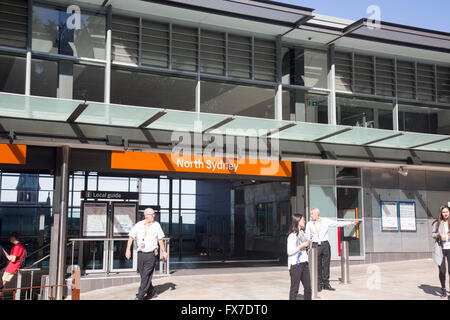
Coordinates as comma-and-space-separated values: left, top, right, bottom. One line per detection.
0, 144, 27, 164
111, 151, 291, 178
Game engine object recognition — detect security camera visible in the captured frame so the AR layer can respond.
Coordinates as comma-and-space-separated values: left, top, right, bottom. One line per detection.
398, 167, 408, 177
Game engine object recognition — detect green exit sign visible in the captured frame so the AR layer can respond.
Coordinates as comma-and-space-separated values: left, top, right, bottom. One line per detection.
309, 100, 318, 107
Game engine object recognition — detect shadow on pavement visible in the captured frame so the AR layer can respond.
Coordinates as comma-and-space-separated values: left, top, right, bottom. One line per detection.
155, 282, 177, 295
418, 284, 442, 297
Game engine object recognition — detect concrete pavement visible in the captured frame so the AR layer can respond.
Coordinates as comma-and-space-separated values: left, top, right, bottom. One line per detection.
74, 259, 448, 300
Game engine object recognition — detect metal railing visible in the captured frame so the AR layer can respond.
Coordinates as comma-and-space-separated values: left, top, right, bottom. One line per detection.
159, 238, 170, 275
0, 284, 70, 300
68, 237, 171, 275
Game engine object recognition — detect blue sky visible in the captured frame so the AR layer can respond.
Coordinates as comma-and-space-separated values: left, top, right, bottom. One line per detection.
278, 0, 450, 32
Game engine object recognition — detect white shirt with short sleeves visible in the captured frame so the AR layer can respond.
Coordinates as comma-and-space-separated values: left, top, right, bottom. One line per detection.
129, 220, 165, 253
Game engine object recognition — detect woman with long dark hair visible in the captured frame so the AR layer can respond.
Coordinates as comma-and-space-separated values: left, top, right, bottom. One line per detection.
287, 213, 312, 300
432, 205, 450, 298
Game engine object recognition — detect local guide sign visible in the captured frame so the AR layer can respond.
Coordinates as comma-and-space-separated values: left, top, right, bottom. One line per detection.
111, 152, 292, 178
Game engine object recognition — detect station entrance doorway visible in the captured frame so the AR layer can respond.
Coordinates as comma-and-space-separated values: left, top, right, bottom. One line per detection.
68, 172, 292, 272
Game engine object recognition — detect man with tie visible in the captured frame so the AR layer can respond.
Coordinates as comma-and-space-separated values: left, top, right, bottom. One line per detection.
305, 207, 359, 292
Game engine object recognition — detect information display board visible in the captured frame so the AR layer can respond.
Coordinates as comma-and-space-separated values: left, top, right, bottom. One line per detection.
380, 201, 399, 231
82, 201, 108, 237
399, 201, 417, 232
113, 202, 138, 236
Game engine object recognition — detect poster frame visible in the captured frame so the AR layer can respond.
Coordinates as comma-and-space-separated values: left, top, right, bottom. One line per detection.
80, 200, 109, 238
379, 200, 400, 232
398, 201, 417, 232
112, 201, 139, 237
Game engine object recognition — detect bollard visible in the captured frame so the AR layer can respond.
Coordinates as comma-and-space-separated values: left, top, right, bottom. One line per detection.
71, 265, 81, 300
340, 241, 350, 284
310, 246, 319, 298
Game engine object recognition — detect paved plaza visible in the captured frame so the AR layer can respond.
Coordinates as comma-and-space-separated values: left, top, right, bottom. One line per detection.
75, 259, 447, 300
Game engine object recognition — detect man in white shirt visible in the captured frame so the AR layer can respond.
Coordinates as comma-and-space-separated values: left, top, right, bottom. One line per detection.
126, 208, 168, 300
305, 207, 359, 292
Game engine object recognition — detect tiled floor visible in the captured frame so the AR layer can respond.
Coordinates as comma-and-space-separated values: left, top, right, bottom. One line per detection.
73, 259, 448, 300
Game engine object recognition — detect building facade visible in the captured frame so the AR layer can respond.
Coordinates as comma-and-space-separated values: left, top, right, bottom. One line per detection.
0, 0, 449, 298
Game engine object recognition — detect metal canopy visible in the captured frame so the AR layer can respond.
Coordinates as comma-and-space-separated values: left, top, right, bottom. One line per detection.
0, 92, 449, 153
333, 18, 450, 53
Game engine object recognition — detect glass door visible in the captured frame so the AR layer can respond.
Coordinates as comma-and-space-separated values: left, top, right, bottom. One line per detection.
337, 187, 364, 258
109, 240, 137, 272
309, 185, 339, 260
81, 240, 108, 273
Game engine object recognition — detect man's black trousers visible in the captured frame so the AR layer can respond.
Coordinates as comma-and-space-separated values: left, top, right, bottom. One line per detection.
312, 241, 331, 288
137, 251, 157, 299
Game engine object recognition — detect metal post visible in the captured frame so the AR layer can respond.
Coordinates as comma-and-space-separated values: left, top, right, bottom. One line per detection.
71, 266, 81, 300
222, 217, 226, 260
166, 240, 170, 275
310, 247, 319, 298
341, 241, 350, 284
15, 271, 22, 300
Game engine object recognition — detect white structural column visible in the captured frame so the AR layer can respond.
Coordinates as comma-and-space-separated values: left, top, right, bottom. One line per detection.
274, 35, 283, 120
393, 100, 399, 131
104, 4, 112, 104
327, 44, 337, 125
25, 0, 33, 96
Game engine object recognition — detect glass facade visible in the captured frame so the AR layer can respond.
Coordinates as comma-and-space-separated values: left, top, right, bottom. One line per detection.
399, 103, 450, 135
111, 69, 196, 111
201, 81, 275, 119
32, 5, 106, 59
0, 54, 26, 94
337, 95, 393, 129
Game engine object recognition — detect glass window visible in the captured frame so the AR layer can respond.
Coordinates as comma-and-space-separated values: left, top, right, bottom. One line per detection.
111, 69, 196, 111
255, 202, 274, 236
336, 167, 361, 186
399, 104, 449, 135
282, 89, 328, 123
282, 47, 328, 89
201, 81, 275, 119
31, 59, 58, 97
0, 54, 26, 94
337, 95, 393, 129
181, 180, 196, 194
73, 64, 104, 102
141, 179, 158, 193
181, 194, 195, 209
309, 164, 334, 185
140, 193, 158, 205
32, 5, 106, 60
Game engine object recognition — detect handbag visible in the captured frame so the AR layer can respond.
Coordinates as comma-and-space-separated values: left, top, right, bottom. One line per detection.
432, 222, 444, 266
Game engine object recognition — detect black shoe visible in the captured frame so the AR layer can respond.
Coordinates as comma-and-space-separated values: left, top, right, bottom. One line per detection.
145, 288, 158, 300
135, 296, 143, 300
323, 284, 336, 291
440, 288, 447, 298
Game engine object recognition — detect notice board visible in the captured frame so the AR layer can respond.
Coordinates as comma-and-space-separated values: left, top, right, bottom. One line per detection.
380, 201, 399, 231
399, 201, 416, 232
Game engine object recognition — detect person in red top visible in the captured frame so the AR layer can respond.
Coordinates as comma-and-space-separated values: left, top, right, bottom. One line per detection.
1, 232, 25, 290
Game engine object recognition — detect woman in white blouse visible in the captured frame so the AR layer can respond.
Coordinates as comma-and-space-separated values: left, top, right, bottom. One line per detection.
287, 213, 312, 300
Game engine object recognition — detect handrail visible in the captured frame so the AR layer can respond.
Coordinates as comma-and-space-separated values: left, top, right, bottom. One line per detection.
25, 243, 50, 260
26, 242, 72, 269
0, 284, 69, 300
27, 254, 50, 269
